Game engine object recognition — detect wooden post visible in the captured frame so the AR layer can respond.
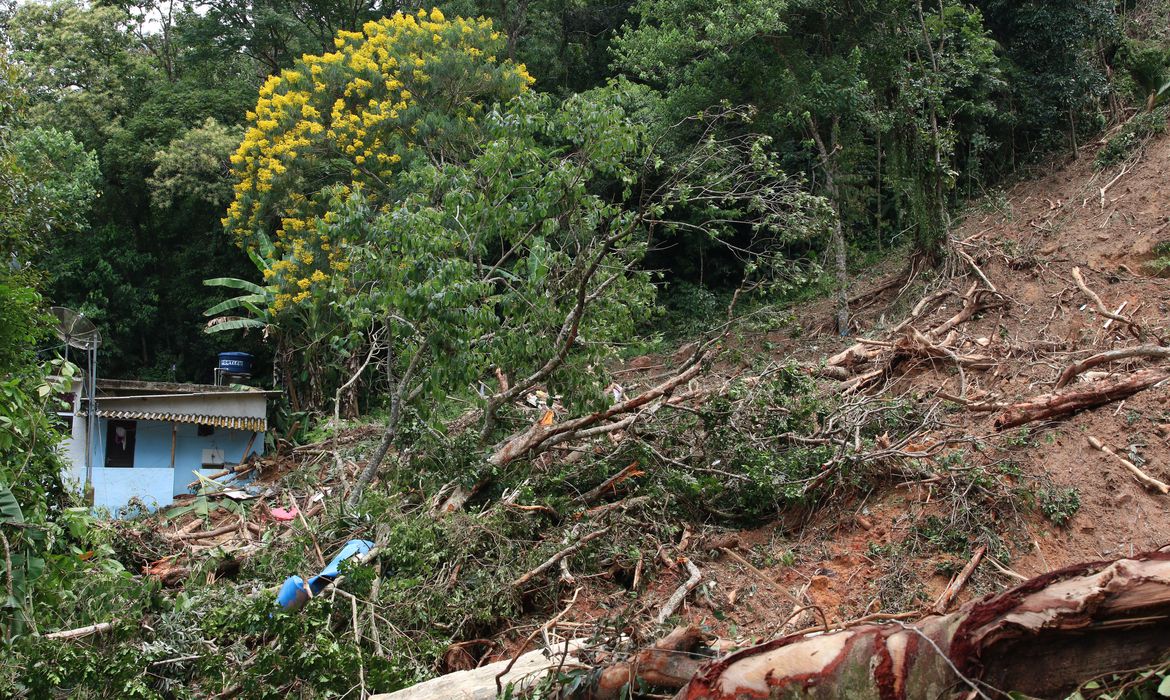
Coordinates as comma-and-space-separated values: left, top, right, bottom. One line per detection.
239, 431, 258, 466
170, 422, 177, 469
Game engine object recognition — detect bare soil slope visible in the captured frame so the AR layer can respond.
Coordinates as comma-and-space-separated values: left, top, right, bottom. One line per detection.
587, 130, 1170, 646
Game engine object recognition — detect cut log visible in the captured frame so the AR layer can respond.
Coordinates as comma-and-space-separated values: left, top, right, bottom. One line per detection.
679, 551, 1170, 699
370, 639, 587, 700
994, 367, 1170, 430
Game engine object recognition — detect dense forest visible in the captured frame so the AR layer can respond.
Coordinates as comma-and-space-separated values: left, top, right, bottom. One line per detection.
5, 0, 1162, 388
2, 0, 1170, 696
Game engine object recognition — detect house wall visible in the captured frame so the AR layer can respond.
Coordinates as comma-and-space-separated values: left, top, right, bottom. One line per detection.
75, 418, 263, 514
61, 387, 271, 514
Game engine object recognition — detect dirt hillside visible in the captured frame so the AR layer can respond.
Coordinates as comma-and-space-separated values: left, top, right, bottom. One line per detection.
558, 129, 1170, 646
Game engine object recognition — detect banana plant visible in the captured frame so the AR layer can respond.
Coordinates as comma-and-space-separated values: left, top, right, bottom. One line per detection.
203, 241, 275, 335
0, 482, 45, 639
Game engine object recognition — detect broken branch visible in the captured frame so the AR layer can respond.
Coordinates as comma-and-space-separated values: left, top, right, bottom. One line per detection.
1088, 436, 1170, 494
994, 367, 1170, 430
43, 622, 116, 641
932, 545, 986, 614
1055, 345, 1170, 388
657, 558, 702, 624
512, 528, 610, 589
1071, 266, 1141, 339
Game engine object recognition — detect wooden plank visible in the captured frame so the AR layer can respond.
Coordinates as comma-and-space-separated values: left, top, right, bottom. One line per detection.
239, 431, 258, 465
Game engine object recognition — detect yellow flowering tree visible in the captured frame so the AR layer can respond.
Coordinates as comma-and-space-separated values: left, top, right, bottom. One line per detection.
223, 7, 533, 313
216, 11, 822, 502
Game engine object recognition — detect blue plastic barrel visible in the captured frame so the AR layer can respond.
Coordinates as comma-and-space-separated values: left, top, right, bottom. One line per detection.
218, 352, 254, 374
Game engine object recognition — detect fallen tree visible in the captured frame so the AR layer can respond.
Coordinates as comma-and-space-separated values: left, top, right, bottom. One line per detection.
994, 367, 1170, 430
679, 551, 1170, 699
371, 552, 1170, 700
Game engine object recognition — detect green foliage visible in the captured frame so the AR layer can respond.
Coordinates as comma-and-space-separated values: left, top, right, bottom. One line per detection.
1095, 104, 1170, 169
1039, 487, 1081, 526
615, 0, 1009, 260
10, 0, 264, 382
975, 0, 1117, 153
148, 118, 242, 211
1114, 36, 1170, 105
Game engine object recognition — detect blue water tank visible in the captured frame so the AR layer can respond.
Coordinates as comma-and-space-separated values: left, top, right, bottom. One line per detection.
218, 352, 254, 375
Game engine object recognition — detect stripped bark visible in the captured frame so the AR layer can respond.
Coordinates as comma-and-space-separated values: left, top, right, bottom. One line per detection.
680, 552, 1170, 700
994, 367, 1170, 430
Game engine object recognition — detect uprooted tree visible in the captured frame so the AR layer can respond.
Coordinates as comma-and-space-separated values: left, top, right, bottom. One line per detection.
213, 8, 831, 507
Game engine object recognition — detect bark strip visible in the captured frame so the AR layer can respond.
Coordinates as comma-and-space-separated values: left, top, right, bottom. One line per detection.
680, 552, 1170, 700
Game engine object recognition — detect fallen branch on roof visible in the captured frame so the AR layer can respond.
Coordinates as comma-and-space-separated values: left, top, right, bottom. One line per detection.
679, 551, 1170, 700
994, 367, 1170, 430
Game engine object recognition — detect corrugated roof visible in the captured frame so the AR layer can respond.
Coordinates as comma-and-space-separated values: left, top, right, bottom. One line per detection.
95, 409, 266, 432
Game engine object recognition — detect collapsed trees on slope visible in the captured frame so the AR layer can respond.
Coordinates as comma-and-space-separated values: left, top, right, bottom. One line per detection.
343, 104, 829, 511
376, 551, 1170, 699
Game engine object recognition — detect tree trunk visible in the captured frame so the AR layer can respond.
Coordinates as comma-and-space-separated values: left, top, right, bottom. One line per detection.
994, 367, 1170, 431
831, 209, 849, 336
680, 551, 1170, 699
807, 114, 849, 336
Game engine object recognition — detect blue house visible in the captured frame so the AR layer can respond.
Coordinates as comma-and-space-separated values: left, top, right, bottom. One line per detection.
61, 379, 280, 513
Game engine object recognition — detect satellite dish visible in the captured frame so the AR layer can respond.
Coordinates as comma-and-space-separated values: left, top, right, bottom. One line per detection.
51, 306, 101, 350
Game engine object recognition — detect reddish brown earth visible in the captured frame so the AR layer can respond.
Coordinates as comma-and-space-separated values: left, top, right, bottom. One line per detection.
525, 130, 1170, 650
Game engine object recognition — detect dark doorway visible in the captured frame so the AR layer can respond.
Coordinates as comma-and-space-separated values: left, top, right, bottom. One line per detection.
105, 420, 137, 468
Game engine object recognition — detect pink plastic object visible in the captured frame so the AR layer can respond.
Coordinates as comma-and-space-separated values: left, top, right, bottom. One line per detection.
270, 507, 298, 522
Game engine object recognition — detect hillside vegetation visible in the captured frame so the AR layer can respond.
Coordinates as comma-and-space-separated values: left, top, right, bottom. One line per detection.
1, 0, 1170, 697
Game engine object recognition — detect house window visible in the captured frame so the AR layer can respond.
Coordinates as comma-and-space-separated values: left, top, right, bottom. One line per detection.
197, 424, 215, 437
105, 420, 137, 468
